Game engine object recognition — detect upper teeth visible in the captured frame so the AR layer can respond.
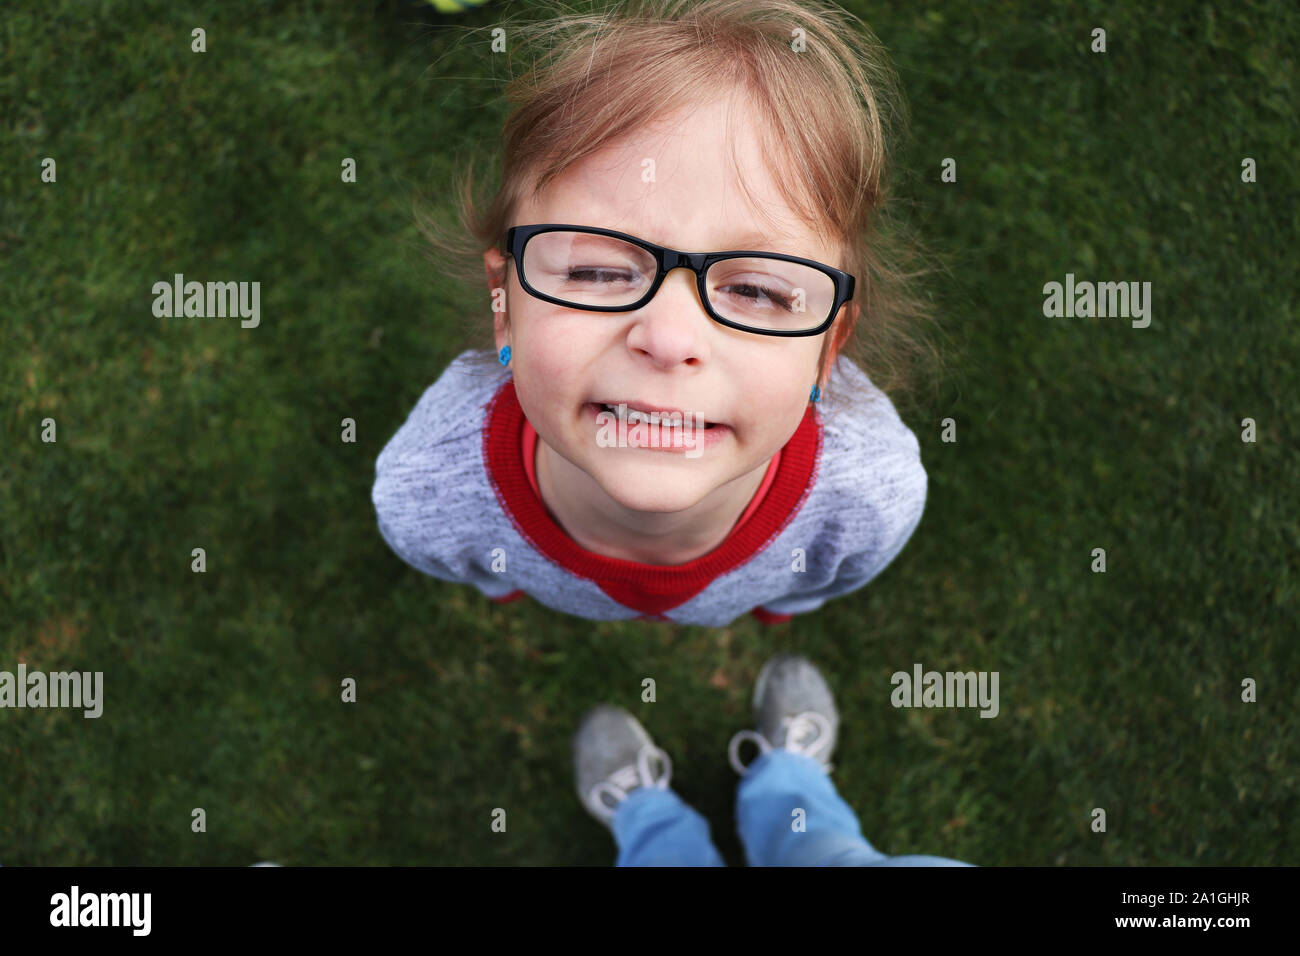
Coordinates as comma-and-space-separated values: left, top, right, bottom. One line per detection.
605, 403, 659, 424
603, 403, 691, 426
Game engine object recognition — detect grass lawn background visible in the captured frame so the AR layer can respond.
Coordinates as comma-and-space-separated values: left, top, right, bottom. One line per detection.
1, 0, 1296, 865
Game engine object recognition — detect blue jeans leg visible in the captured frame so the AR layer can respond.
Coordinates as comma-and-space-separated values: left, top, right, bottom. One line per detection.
735, 749, 974, 867
612, 786, 727, 866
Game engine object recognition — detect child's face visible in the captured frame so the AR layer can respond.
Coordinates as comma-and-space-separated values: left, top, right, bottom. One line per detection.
484, 93, 849, 516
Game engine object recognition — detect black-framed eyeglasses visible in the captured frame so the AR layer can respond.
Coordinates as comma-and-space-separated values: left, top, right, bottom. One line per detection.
502, 223, 854, 337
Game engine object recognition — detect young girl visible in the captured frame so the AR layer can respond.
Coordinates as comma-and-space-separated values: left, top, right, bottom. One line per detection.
374, 0, 937, 628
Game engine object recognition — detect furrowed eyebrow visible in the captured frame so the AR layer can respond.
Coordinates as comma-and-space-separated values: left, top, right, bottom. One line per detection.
577, 221, 799, 254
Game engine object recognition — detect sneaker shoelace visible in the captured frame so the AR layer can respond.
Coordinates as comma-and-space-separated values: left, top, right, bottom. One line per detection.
728, 711, 834, 776
587, 743, 672, 822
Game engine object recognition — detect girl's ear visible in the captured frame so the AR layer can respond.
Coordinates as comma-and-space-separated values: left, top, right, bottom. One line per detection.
484, 249, 510, 349
483, 248, 508, 291
819, 302, 858, 382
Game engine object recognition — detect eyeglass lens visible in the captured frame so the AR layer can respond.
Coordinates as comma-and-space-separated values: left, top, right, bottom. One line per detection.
521, 230, 835, 333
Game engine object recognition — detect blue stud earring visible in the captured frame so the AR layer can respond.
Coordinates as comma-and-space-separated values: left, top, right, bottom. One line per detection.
498, 345, 512, 366
809, 384, 821, 403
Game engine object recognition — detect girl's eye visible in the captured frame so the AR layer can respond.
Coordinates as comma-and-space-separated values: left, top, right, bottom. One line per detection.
567, 267, 638, 284
722, 282, 795, 312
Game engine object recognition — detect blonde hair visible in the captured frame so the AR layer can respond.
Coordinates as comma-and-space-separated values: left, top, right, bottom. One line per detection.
417, 0, 941, 410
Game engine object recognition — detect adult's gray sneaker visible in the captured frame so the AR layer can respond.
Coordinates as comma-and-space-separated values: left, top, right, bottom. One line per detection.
573, 705, 672, 827
728, 654, 839, 776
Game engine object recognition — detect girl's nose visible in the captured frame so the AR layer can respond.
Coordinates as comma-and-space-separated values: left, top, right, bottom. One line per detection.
626, 269, 712, 369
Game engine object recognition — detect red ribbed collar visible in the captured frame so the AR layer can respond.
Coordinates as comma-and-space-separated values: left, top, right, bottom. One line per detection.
481, 379, 822, 619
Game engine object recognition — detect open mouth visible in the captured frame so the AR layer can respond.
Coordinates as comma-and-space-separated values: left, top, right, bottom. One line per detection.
597, 402, 718, 429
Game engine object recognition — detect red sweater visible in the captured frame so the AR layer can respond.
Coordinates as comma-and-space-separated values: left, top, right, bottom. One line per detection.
372, 350, 928, 627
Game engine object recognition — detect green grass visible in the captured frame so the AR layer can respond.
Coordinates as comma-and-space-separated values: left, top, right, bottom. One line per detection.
1, 0, 1296, 865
